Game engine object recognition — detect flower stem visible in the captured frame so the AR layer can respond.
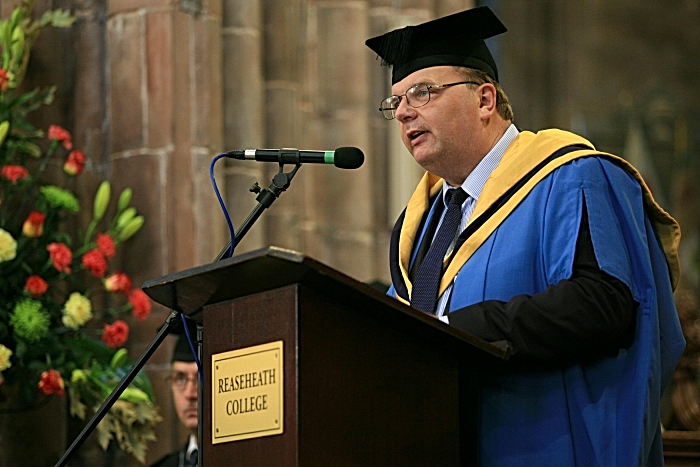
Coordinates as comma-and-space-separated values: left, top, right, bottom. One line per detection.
83, 219, 98, 249
11, 140, 59, 225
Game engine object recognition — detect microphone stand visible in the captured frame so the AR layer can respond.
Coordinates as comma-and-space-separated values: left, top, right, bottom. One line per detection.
214, 162, 301, 261
56, 162, 301, 466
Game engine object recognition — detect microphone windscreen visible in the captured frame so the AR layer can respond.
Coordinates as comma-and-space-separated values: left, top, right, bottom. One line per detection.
333, 147, 365, 169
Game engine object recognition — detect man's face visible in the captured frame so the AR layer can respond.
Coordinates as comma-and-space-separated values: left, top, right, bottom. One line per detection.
171, 361, 198, 432
391, 66, 484, 185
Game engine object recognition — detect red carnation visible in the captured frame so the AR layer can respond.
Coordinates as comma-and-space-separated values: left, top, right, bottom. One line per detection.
25, 275, 49, 297
96, 233, 116, 259
1, 165, 29, 184
63, 149, 86, 175
22, 211, 45, 237
82, 249, 107, 278
129, 289, 152, 321
104, 272, 132, 295
102, 320, 129, 348
47, 242, 72, 273
0, 68, 10, 92
38, 369, 65, 396
47, 125, 72, 150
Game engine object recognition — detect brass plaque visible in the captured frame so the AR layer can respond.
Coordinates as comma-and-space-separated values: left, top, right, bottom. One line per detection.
211, 341, 284, 444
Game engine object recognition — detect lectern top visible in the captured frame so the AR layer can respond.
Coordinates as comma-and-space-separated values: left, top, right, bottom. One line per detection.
142, 247, 510, 363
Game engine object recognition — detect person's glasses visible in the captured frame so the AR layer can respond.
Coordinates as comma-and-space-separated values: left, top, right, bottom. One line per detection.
169, 372, 198, 392
379, 81, 481, 120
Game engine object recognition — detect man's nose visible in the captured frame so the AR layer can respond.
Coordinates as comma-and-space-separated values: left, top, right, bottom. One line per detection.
184, 378, 198, 398
394, 97, 416, 122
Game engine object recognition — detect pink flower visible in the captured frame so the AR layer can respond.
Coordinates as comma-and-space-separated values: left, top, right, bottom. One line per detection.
46, 242, 72, 273
22, 211, 45, 237
129, 289, 151, 321
63, 150, 85, 175
47, 125, 72, 150
104, 272, 131, 295
25, 275, 48, 297
102, 320, 129, 348
82, 249, 107, 278
38, 369, 65, 396
1, 165, 29, 184
96, 233, 116, 259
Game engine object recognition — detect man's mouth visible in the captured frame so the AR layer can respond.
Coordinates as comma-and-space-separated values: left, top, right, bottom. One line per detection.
408, 130, 426, 140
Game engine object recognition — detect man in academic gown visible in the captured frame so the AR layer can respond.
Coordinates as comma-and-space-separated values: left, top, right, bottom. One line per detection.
366, 6, 685, 465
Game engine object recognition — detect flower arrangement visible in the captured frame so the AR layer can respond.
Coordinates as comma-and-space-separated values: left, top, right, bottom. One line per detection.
0, 1, 160, 463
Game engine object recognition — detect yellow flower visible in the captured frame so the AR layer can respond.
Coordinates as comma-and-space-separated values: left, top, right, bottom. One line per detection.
0, 228, 17, 263
62, 292, 92, 329
0, 344, 12, 371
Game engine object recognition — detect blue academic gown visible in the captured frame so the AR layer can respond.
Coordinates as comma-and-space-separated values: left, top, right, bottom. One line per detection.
388, 129, 685, 466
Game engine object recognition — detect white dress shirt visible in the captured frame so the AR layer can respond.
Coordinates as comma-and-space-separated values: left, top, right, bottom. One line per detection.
435, 124, 519, 322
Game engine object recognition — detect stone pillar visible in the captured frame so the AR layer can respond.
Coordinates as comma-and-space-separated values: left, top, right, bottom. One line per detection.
302, 0, 375, 282
261, 0, 305, 252
106, 0, 223, 463
221, 0, 266, 254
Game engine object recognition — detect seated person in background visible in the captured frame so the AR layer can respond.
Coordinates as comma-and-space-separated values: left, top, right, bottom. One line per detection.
151, 320, 199, 467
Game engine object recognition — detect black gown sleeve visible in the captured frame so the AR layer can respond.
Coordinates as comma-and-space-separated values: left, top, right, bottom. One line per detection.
448, 198, 638, 366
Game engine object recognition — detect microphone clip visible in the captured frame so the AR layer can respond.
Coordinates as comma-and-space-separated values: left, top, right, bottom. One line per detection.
257, 162, 300, 208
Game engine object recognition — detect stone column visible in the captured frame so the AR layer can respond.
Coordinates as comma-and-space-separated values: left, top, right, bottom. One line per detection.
302, 0, 376, 282
261, 0, 305, 252
221, 0, 266, 254
106, 0, 223, 462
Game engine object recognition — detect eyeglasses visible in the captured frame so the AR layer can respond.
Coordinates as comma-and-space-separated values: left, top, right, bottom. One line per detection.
379, 81, 481, 120
169, 372, 198, 392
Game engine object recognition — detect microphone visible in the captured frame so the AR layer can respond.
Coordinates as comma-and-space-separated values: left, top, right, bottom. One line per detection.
226, 147, 364, 169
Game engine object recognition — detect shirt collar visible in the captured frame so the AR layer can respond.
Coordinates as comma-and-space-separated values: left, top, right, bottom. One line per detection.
442, 123, 519, 204
186, 434, 198, 460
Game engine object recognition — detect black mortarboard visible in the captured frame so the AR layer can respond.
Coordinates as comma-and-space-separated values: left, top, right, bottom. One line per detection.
365, 6, 507, 84
169, 317, 199, 363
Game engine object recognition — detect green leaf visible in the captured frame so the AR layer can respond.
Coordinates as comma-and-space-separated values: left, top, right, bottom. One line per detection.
14, 339, 27, 358
10, 86, 54, 114
96, 418, 113, 450
9, 5, 22, 31
13, 141, 41, 158
1, 20, 12, 51
65, 337, 115, 367
37, 10, 75, 29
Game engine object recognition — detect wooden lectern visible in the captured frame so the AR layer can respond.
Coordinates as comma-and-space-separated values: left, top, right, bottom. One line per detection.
143, 247, 511, 466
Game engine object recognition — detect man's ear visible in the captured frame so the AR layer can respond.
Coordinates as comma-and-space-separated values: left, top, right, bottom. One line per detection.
478, 83, 498, 119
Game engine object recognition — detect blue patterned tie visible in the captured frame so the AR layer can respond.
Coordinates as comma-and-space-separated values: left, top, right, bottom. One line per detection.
411, 187, 468, 314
